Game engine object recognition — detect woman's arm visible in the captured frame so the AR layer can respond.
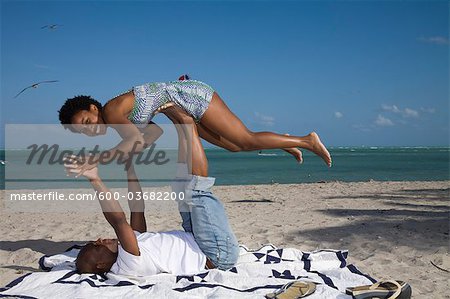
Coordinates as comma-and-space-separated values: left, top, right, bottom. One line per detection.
73, 114, 162, 177
102, 104, 146, 160
101, 96, 163, 159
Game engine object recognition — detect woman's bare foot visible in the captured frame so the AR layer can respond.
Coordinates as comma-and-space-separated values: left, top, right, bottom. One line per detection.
283, 147, 303, 163
282, 134, 303, 163
307, 132, 332, 167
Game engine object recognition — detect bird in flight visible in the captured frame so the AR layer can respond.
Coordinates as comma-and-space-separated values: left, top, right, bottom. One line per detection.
14, 80, 59, 99
41, 24, 63, 30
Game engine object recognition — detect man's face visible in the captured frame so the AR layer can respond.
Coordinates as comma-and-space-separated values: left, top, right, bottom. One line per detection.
70, 104, 107, 136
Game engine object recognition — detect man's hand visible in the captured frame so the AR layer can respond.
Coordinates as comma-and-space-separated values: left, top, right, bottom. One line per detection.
64, 155, 99, 180
154, 102, 175, 114
163, 104, 193, 123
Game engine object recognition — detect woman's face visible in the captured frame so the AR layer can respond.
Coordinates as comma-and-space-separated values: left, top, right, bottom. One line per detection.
71, 104, 107, 136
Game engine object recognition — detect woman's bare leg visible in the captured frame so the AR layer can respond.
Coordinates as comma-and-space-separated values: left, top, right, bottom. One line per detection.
196, 123, 241, 152
200, 93, 331, 166
283, 134, 303, 163
197, 124, 303, 163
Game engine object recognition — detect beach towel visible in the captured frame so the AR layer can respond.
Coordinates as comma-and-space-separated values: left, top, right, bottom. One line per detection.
0, 244, 376, 298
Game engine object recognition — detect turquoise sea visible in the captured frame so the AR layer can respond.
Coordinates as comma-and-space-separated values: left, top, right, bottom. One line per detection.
1, 147, 449, 189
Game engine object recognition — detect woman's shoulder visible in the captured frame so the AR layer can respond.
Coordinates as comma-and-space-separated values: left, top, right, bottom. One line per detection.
103, 91, 135, 120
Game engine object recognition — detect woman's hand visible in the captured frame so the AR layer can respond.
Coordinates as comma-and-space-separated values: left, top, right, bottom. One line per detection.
63, 155, 99, 180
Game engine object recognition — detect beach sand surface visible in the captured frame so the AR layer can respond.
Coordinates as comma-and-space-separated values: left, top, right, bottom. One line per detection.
1, 181, 449, 298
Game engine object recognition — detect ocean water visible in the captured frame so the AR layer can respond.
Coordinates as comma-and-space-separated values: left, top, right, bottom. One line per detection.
1, 147, 449, 189
206, 147, 450, 185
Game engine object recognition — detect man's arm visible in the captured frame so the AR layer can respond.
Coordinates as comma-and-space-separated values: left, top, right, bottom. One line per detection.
164, 106, 208, 177
89, 177, 140, 256
64, 160, 140, 256
140, 121, 164, 149
126, 164, 146, 233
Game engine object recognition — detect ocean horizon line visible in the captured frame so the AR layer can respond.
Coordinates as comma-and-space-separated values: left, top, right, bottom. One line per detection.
1, 145, 449, 151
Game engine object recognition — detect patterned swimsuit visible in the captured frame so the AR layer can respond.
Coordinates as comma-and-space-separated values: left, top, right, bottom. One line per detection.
128, 80, 215, 124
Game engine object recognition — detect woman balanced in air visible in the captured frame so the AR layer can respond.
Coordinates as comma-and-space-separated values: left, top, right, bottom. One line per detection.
58, 78, 332, 169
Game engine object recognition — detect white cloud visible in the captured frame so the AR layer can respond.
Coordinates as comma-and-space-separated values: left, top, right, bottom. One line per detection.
420, 107, 435, 114
352, 124, 371, 132
382, 104, 400, 113
334, 111, 343, 119
375, 114, 394, 126
418, 36, 449, 45
382, 104, 419, 118
253, 112, 274, 126
34, 64, 51, 69
403, 108, 419, 118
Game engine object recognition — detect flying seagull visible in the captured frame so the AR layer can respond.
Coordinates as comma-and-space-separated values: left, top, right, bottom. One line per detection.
14, 80, 59, 99
41, 24, 63, 30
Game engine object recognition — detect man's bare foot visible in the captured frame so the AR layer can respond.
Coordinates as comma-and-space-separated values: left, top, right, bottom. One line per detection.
307, 132, 332, 167
282, 134, 303, 163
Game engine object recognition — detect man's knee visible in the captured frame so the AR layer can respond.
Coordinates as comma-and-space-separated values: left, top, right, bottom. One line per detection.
228, 239, 240, 266
216, 238, 239, 270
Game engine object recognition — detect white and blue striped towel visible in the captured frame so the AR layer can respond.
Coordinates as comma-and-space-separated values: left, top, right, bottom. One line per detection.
0, 244, 376, 298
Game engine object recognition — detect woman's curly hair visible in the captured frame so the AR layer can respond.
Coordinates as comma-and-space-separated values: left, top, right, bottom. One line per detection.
58, 95, 102, 132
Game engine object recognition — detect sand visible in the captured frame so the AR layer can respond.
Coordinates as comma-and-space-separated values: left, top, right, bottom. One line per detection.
1, 180, 449, 298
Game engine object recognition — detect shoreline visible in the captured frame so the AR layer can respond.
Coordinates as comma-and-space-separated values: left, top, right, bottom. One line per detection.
2, 178, 450, 191
1, 180, 449, 298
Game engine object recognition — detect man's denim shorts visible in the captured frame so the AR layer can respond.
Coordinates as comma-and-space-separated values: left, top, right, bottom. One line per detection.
173, 175, 239, 270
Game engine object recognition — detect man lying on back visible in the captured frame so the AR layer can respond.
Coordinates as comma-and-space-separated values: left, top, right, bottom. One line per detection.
64, 110, 239, 276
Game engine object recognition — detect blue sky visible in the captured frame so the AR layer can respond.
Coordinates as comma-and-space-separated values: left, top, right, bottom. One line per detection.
1, 0, 448, 147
